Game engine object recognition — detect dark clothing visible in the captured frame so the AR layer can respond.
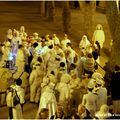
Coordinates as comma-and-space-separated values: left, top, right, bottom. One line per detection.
9, 107, 13, 119
110, 71, 120, 100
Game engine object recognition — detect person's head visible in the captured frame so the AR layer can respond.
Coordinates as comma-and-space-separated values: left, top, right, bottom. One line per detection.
96, 24, 103, 30
37, 56, 43, 63
115, 65, 120, 71
87, 80, 95, 92
78, 104, 86, 116
48, 45, 53, 49
15, 78, 22, 86
32, 42, 38, 48
60, 62, 65, 68
56, 105, 64, 118
7, 29, 12, 35
100, 104, 109, 114
64, 34, 68, 39
82, 35, 87, 41
87, 53, 93, 58
39, 108, 49, 119
61, 73, 71, 84
70, 63, 76, 70
18, 44, 24, 50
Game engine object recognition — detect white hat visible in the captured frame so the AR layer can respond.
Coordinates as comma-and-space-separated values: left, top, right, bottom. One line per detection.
33, 32, 38, 36
96, 78, 105, 85
61, 74, 71, 83
88, 80, 95, 88
92, 72, 103, 80
5, 41, 10, 47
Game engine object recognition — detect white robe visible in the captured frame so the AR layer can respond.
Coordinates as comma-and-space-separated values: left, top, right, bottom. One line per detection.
92, 30, 105, 48
36, 86, 57, 119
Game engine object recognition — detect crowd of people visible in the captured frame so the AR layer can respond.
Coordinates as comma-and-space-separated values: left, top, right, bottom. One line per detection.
0, 24, 120, 119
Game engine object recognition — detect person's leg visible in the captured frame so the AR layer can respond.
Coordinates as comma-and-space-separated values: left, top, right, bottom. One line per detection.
9, 107, 13, 119
30, 85, 36, 103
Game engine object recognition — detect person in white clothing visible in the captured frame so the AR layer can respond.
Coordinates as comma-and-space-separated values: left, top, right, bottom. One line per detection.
15, 45, 25, 72
79, 35, 91, 56
36, 80, 57, 119
56, 73, 71, 115
61, 34, 71, 51
52, 34, 60, 46
95, 78, 107, 111
92, 24, 105, 48
82, 81, 98, 117
29, 60, 44, 103
6, 29, 13, 41
7, 78, 25, 119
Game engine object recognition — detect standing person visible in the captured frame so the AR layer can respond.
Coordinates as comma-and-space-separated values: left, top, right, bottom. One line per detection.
92, 24, 105, 49
56, 73, 71, 115
15, 45, 25, 72
6, 78, 25, 119
110, 65, 120, 114
79, 35, 91, 56
29, 61, 44, 104
82, 81, 98, 117
95, 78, 107, 111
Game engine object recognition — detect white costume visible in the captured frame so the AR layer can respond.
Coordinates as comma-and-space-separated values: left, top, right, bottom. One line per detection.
15, 47, 25, 72
6, 29, 13, 40
36, 82, 57, 119
95, 79, 107, 111
79, 35, 91, 55
82, 82, 98, 117
56, 73, 71, 113
29, 62, 44, 103
92, 24, 105, 48
61, 34, 71, 51
0, 68, 12, 105
10, 85, 25, 119
1, 42, 11, 62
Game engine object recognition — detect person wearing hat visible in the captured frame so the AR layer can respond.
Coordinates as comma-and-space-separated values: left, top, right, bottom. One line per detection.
92, 72, 103, 80
82, 80, 98, 117
95, 78, 107, 111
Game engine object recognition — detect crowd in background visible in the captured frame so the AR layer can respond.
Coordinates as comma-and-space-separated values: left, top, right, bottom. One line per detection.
0, 24, 120, 119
